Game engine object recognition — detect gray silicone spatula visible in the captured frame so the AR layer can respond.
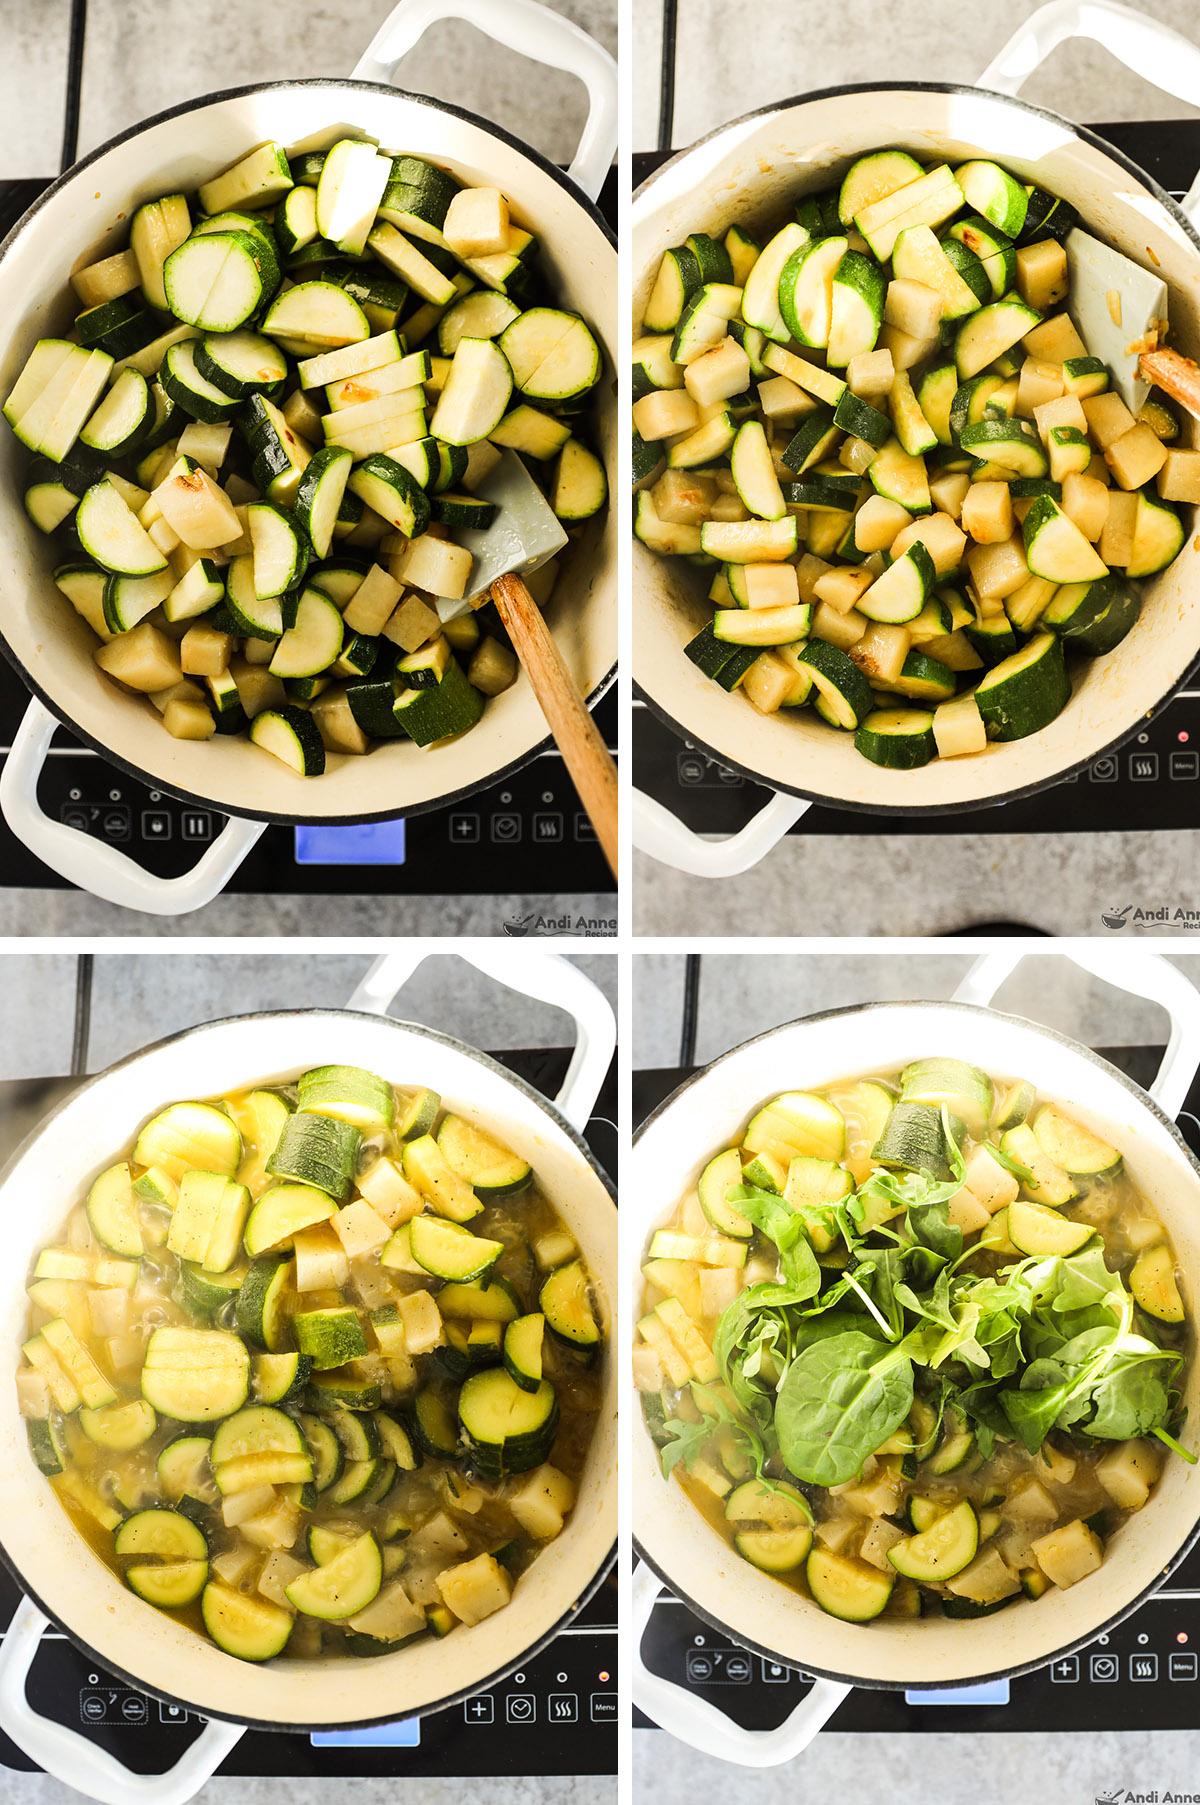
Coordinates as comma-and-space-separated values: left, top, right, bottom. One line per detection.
1065, 226, 1169, 412
434, 448, 616, 879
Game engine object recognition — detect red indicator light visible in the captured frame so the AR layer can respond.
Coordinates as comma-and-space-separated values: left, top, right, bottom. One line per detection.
1180, 730, 1190, 743
599, 1671, 610, 1683
1179, 1632, 1190, 1644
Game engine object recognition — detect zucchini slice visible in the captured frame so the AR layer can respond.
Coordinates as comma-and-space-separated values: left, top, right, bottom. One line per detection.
458, 1367, 558, 1476
410, 1216, 503, 1282
435, 1114, 532, 1199
503, 1313, 545, 1392
807, 1548, 894, 1621
540, 1259, 601, 1355
141, 1327, 250, 1423
86, 1161, 144, 1257
202, 1582, 294, 1662
697, 1147, 753, 1238
1030, 1104, 1121, 1176
889, 1500, 979, 1583
134, 1101, 241, 1180
249, 706, 327, 776
1130, 1244, 1185, 1324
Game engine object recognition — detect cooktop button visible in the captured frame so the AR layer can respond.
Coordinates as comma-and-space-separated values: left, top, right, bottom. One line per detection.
1170, 750, 1199, 780
1129, 751, 1159, 781
464, 1696, 493, 1723
548, 1693, 578, 1722
590, 1693, 617, 1720
761, 1658, 791, 1683
1051, 1656, 1080, 1683
505, 1693, 536, 1723
1169, 1652, 1198, 1681
1130, 1653, 1159, 1681
1091, 1653, 1120, 1683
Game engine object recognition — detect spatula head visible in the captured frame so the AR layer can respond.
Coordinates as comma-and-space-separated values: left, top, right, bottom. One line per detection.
434, 447, 569, 623
1065, 227, 1168, 414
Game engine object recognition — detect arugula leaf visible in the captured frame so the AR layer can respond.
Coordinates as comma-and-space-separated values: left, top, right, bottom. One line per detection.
657, 1412, 713, 1480
985, 1139, 1033, 1182
1154, 1425, 1198, 1466
775, 1331, 914, 1486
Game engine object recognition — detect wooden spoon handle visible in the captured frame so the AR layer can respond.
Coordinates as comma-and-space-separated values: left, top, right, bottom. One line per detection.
1139, 346, 1200, 420
490, 571, 617, 880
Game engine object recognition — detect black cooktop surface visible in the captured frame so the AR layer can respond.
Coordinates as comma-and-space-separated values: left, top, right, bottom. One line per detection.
634, 1041, 1200, 1734
633, 121, 1200, 840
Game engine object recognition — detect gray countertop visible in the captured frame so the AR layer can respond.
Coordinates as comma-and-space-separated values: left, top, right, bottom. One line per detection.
632, 0, 1200, 937
0, 0, 616, 939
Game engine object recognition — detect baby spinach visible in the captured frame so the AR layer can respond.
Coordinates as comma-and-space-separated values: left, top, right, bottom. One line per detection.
776, 1331, 915, 1486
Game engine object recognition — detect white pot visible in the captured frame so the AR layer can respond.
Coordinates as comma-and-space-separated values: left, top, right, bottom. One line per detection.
0, 947, 617, 1804
631, 947, 1200, 1766
632, 0, 1200, 879
0, 0, 617, 915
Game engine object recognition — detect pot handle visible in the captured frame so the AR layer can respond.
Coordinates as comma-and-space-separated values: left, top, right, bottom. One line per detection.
351, 0, 618, 204
978, 0, 1200, 226
953, 948, 1200, 1119
630, 1563, 851, 1767
0, 1596, 243, 1805
0, 698, 264, 917
346, 946, 615, 1133
633, 784, 809, 879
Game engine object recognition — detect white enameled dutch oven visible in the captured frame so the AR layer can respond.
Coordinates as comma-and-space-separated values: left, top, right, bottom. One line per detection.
633, 0, 1200, 880
631, 947, 1200, 1766
0, 0, 617, 916
0, 947, 616, 1804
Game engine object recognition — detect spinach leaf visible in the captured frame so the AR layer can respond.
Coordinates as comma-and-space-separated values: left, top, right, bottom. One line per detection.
775, 1331, 914, 1486
905, 1196, 963, 1264
726, 1185, 823, 1295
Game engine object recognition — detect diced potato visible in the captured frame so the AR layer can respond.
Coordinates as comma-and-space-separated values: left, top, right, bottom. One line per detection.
962, 1143, 1019, 1213
757, 374, 815, 422
1105, 422, 1168, 490
931, 691, 986, 759
71, 247, 141, 308
814, 1514, 859, 1553
292, 1222, 350, 1292
633, 389, 699, 441
948, 1186, 992, 1235
851, 622, 911, 687
15, 1368, 52, 1418
330, 1199, 390, 1259
1033, 391, 1087, 438
87, 1288, 131, 1338
211, 1544, 260, 1587
1017, 357, 1065, 418
154, 461, 241, 550
742, 652, 795, 715
228, 658, 285, 720
180, 623, 233, 677
884, 278, 942, 339
1062, 471, 1110, 542
839, 435, 878, 475
222, 1484, 276, 1528
443, 187, 510, 258
745, 563, 801, 608
1005, 1479, 1058, 1522
709, 492, 749, 522
966, 532, 1028, 597
1016, 239, 1068, 312
879, 322, 938, 372
241, 1499, 301, 1551
1083, 390, 1138, 449
892, 511, 967, 575
859, 1517, 906, 1571
342, 564, 404, 637
1023, 313, 1088, 364
1034, 1442, 1077, 1487
814, 565, 873, 613
510, 1464, 577, 1540
631, 1342, 665, 1392
947, 1546, 1021, 1604
390, 534, 473, 601
929, 470, 971, 520
1097, 1438, 1162, 1510
1100, 488, 1139, 566
357, 1156, 424, 1229
685, 337, 751, 408
835, 1463, 905, 1518
847, 347, 895, 396
383, 593, 441, 654
650, 468, 718, 527
1158, 447, 1200, 504
698, 1264, 740, 1319
853, 494, 913, 552
310, 686, 370, 756
962, 481, 1014, 545
397, 1288, 444, 1355
95, 624, 182, 693
534, 1228, 577, 1269
812, 602, 867, 649
436, 1552, 512, 1626
162, 698, 216, 741
257, 1550, 307, 1607
1031, 1518, 1103, 1590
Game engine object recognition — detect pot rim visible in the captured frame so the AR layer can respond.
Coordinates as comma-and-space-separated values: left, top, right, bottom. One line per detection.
0, 76, 617, 828
633, 79, 1200, 819
632, 995, 1200, 1691
0, 1004, 616, 1732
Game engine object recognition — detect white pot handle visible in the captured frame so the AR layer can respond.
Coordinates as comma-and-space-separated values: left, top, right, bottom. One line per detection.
631, 1563, 851, 1767
953, 948, 1200, 1120
633, 784, 809, 879
352, 0, 618, 203
978, 0, 1200, 227
0, 697, 264, 916
347, 946, 615, 1133
0, 1597, 243, 1805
